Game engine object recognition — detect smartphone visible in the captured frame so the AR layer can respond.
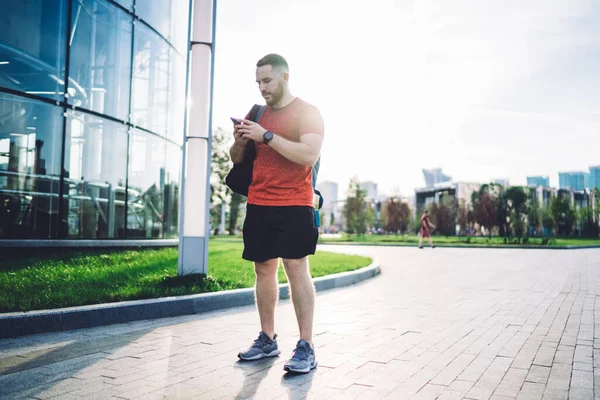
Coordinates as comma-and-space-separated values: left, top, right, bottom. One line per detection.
230, 117, 242, 125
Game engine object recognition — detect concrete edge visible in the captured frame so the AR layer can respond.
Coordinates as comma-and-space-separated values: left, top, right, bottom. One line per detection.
0, 263, 381, 339
319, 242, 600, 250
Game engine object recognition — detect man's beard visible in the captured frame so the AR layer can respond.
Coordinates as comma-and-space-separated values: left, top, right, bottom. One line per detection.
265, 82, 284, 106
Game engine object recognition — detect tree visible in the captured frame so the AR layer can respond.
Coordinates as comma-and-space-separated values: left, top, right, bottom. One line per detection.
527, 190, 541, 235
382, 198, 411, 234
595, 188, 600, 233
540, 206, 554, 235
343, 178, 370, 235
504, 186, 528, 237
472, 191, 496, 238
457, 199, 471, 236
210, 127, 233, 233
430, 196, 457, 236
550, 194, 574, 236
330, 211, 335, 228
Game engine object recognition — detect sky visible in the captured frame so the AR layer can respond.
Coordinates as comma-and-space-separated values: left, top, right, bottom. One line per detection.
211, 0, 600, 198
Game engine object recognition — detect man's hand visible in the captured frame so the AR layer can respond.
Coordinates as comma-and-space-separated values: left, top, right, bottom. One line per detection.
233, 122, 251, 146
229, 122, 252, 164
237, 119, 267, 143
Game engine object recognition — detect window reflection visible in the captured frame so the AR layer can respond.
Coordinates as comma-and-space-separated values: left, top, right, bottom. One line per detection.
0, 0, 67, 101
0, 93, 63, 238
165, 143, 181, 238
127, 130, 165, 238
135, 0, 190, 53
131, 24, 170, 136
113, 0, 133, 11
68, 0, 133, 121
63, 111, 128, 239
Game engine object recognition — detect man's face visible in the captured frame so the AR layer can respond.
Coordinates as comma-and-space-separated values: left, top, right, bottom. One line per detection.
256, 65, 286, 106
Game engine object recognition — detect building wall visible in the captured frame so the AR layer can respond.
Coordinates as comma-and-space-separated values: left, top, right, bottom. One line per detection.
422, 168, 451, 188
359, 181, 378, 199
589, 166, 600, 189
559, 172, 586, 191
0, 0, 190, 240
527, 176, 550, 187
316, 180, 338, 227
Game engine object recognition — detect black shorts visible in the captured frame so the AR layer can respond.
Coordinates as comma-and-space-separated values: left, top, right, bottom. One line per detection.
242, 204, 319, 263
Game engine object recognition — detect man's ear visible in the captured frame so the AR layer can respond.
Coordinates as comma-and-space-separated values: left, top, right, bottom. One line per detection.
283, 72, 289, 83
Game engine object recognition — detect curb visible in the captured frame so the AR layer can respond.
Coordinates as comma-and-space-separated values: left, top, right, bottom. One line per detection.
0, 263, 380, 339
319, 242, 600, 250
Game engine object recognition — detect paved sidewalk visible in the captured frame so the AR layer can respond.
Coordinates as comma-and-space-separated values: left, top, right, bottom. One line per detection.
1, 246, 599, 400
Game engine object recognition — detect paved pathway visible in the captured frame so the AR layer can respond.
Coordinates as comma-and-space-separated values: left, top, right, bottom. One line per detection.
1, 246, 600, 400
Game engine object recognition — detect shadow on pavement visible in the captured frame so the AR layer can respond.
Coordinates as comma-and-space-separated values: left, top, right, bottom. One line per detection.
0, 329, 150, 399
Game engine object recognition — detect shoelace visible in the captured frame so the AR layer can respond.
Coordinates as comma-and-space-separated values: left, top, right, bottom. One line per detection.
251, 334, 270, 349
292, 345, 310, 361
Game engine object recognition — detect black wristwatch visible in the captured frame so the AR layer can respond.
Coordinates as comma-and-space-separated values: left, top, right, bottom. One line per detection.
263, 130, 274, 145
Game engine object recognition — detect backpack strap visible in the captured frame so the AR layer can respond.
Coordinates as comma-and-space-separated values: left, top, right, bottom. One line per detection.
249, 104, 266, 122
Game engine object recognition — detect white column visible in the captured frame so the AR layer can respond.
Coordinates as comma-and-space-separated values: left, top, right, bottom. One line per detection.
178, 0, 217, 275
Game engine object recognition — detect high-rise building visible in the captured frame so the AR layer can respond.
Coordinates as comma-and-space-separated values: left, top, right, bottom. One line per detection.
316, 181, 339, 228
316, 181, 338, 210
559, 172, 586, 191
589, 166, 600, 189
359, 181, 378, 199
493, 178, 510, 187
422, 168, 452, 188
0, 1, 191, 242
527, 176, 550, 187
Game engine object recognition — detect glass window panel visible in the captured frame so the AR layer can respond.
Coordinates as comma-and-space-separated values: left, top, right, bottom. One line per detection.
131, 23, 169, 135
114, 0, 133, 11
63, 111, 128, 239
68, 0, 132, 121
135, 0, 190, 53
164, 142, 181, 238
0, 0, 67, 101
127, 130, 165, 238
0, 93, 63, 239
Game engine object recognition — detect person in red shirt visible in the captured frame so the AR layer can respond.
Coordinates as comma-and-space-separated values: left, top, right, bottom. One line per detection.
229, 54, 324, 374
419, 209, 436, 249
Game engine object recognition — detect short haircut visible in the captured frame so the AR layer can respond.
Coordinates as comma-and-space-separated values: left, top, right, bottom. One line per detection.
424, 209, 429, 214
256, 53, 289, 72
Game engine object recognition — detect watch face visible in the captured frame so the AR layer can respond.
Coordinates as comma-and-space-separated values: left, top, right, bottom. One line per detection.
264, 131, 274, 142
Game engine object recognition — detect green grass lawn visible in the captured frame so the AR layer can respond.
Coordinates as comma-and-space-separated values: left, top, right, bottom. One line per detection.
0, 241, 372, 313
318, 234, 600, 247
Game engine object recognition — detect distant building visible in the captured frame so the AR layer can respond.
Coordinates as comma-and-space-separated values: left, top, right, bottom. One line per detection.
359, 181, 378, 199
493, 178, 510, 187
415, 181, 481, 216
527, 176, 550, 187
422, 168, 452, 188
590, 166, 600, 190
559, 171, 587, 191
316, 181, 338, 228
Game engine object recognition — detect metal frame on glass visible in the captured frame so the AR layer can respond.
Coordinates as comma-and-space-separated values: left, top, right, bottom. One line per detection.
0, 0, 190, 246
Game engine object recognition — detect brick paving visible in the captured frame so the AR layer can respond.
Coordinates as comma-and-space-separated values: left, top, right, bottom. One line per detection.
1, 246, 599, 399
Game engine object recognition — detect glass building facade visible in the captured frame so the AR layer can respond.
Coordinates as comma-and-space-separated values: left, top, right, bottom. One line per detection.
0, 0, 189, 241
526, 176, 550, 188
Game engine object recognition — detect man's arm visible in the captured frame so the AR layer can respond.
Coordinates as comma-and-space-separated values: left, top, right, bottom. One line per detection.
267, 133, 323, 167
237, 106, 324, 167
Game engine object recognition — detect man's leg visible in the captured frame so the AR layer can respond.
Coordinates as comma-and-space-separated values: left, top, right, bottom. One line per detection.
282, 257, 315, 343
428, 236, 434, 247
418, 234, 424, 248
255, 258, 280, 339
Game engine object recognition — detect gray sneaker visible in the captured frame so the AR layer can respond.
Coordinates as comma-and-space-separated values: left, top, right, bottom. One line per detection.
238, 332, 281, 361
283, 340, 318, 373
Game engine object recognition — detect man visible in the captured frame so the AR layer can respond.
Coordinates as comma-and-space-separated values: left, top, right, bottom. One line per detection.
418, 209, 436, 249
229, 54, 324, 374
